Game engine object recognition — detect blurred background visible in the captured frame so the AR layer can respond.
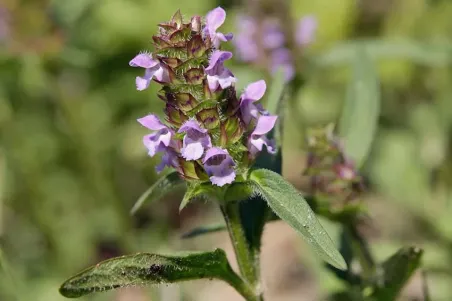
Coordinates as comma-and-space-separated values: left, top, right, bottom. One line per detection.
1, 0, 452, 300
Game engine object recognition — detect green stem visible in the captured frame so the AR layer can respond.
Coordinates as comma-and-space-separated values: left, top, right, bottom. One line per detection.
223, 268, 261, 301
220, 202, 263, 300
346, 224, 375, 279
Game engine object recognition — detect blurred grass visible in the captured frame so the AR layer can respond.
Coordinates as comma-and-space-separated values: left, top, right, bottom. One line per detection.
1, 0, 452, 300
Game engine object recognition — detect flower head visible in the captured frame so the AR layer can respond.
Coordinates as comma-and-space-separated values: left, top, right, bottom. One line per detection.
303, 124, 365, 206
248, 115, 277, 156
205, 50, 236, 91
203, 147, 236, 186
179, 120, 212, 160
205, 7, 233, 48
132, 8, 278, 186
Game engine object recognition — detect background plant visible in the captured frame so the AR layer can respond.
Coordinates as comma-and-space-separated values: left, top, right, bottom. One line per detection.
1, 0, 452, 300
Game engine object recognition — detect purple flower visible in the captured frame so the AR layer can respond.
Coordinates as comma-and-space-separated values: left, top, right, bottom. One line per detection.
270, 48, 295, 82
178, 120, 212, 160
205, 50, 236, 91
203, 147, 236, 186
205, 7, 233, 48
240, 80, 267, 125
262, 20, 285, 50
296, 15, 317, 46
129, 53, 170, 91
156, 148, 179, 173
138, 114, 173, 157
234, 16, 259, 62
248, 115, 277, 156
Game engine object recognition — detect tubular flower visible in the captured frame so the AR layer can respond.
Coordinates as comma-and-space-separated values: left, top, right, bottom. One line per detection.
131, 8, 278, 186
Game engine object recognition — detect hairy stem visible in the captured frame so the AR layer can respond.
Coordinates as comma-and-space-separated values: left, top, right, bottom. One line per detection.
221, 202, 263, 300
223, 268, 261, 301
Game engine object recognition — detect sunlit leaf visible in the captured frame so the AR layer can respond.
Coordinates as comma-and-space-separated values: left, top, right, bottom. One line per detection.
250, 169, 347, 270
130, 171, 185, 215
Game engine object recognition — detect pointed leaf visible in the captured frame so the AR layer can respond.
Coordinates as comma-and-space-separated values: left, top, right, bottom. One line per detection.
60, 249, 242, 298
179, 182, 216, 211
338, 47, 380, 167
130, 171, 185, 215
250, 169, 347, 270
170, 10, 183, 28
373, 246, 423, 300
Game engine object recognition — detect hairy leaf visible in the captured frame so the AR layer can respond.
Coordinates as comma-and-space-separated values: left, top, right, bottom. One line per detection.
179, 182, 216, 211
130, 171, 185, 215
339, 47, 380, 167
250, 169, 347, 270
60, 249, 241, 298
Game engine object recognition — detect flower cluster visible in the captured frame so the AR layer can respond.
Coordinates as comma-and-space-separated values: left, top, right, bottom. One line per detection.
131, 8, 277, 187
234, 14, 317, 82
303, 125, 364, 207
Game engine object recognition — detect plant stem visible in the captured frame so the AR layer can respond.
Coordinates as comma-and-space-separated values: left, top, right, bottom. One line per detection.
346, 224, 375, 279
223, 268, 261, 301
221, 202, 263, 300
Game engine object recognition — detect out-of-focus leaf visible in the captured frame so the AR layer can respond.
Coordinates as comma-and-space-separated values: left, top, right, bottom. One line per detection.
315, 39, 452, 67
181, 224, 227, 239
130, 171, 184, 215
265, 67, 286, 116
60, 249, 242, 298
250, 169, 347, 270
372, 246, 423, 300
338, 47, 380, 167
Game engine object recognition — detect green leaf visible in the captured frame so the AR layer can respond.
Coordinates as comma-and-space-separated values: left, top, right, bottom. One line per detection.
315, 39, 452, 67
373, 247, 423, 300
265, 67, 286, 116
130, 171, 185, 215
338, 47, 380, 167
250, 169, 347, 270
224, 182, 254, 203
239, 149, 282, 249
179, 182, 216, 211
60, 249, 242, 298
181, 223, 227, 239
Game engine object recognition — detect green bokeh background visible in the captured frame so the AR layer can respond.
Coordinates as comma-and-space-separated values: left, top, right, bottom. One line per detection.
1, 0, 452, 300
